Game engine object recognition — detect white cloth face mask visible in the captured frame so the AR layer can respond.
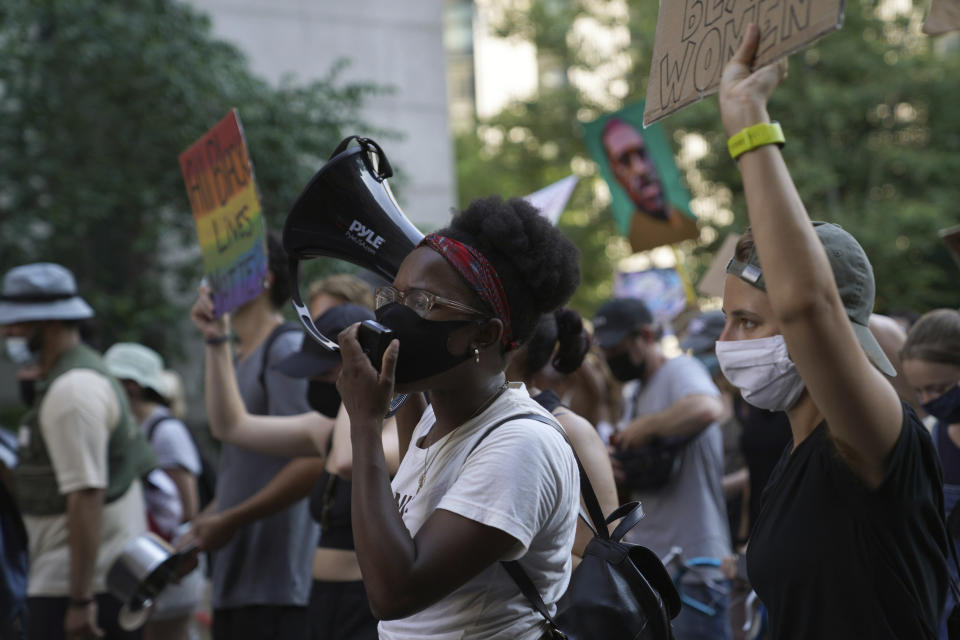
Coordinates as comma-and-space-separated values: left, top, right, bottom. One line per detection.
4, 337, 35, 365
715, 334, 805, 412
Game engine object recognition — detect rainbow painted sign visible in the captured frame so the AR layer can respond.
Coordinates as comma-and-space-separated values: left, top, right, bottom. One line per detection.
180, 110, 267, 317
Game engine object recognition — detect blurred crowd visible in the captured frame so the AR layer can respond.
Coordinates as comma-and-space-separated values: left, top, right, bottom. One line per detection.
1, 31, 959, 640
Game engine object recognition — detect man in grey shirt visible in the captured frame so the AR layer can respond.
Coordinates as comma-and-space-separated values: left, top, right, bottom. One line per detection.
594, 298, 731, 640
189, 233, 319, 640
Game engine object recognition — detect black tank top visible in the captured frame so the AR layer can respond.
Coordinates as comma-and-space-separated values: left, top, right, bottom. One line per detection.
532, 389, 563, 413
735, 395, 792, 528
308, 471, 355, 550
747, 404, 948, 639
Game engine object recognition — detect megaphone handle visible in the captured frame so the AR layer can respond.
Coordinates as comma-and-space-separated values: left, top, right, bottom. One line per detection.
359, 138, 393, 179
385, 394, 408, 419
292, 297, 341, 352
288, 257, 341, 352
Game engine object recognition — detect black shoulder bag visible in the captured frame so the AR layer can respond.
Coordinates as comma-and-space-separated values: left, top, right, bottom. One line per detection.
471, 413, 681, 640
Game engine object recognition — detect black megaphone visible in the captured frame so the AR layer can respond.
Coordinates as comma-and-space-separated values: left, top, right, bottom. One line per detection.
283, 136, 424, 349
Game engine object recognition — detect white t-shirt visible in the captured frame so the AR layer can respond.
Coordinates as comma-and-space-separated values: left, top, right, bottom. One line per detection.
379, 383, 579, 640
24, 369, 147, 596
141, 407, 202, 538
142, 407, 201, 475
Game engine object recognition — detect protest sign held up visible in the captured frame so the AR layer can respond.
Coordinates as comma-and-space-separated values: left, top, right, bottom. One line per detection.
180, 110, 268, 317
644, 0, 845, 126
582, 101, 697, 253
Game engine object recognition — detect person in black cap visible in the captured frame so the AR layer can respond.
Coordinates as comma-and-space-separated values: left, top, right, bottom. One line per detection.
714, 25, 947, 639
593, 298, 730, 640
188, 299, 398, 640
0, 263, 156, 640
680, 310, 727, 377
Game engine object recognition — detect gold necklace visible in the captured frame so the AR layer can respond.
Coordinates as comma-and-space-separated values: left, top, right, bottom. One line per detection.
416, 381, 509, 495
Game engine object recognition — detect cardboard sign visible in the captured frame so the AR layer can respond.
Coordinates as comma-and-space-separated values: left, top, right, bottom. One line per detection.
581, 101, 698, 252
697, 233, 741, 297
940, 225, 960, 271
180, 110, 268, 317
644, 0, 845, 126
925, 0, 960, 35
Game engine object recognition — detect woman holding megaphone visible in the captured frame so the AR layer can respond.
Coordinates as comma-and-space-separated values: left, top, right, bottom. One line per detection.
335, 196, 582, 639
713, 24, 949, 639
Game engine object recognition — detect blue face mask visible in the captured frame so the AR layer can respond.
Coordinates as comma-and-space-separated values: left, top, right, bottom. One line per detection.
924, 384, 960, 424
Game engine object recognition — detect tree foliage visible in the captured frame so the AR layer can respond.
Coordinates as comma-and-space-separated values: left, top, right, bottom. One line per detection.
456, 0, 959, 317
0, 0, 385, 354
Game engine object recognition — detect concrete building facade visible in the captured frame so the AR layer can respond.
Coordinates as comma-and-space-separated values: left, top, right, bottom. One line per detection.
187, 0, 457, 229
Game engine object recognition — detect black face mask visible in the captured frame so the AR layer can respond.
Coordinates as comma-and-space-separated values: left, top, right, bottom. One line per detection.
606, 351, 646, 383
375, 302, 477, 384
308, 381, 342, 418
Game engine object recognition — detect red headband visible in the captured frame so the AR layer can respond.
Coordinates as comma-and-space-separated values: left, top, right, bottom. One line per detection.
419, 233, 517, 350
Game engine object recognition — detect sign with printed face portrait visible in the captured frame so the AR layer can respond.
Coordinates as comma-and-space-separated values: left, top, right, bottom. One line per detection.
582, 101, 698, 252
643, 0, 845, 126
180, 110, 268, 317
613, 267, 688, 323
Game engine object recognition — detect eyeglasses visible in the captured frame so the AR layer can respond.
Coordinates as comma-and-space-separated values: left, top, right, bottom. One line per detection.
374, 285, 489, 319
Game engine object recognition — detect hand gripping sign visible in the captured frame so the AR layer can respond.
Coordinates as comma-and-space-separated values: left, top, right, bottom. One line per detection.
643, 0, 845, 126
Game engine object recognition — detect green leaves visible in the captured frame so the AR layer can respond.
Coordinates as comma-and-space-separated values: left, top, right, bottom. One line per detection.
0, 0, 384, 356
457, 0, 959, 317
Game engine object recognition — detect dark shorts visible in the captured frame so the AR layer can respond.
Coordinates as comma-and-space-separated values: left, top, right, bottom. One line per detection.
213, 605, 309, 640
27, 593, 141, 640
308, 580, 378, 640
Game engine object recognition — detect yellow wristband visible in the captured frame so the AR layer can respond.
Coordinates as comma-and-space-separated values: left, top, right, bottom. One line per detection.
727, 122, 785, 160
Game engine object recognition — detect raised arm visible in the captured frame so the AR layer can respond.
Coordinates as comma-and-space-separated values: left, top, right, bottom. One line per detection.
190, 288, 333, 457
719, 25, 902, 486
326, 403, 401, 479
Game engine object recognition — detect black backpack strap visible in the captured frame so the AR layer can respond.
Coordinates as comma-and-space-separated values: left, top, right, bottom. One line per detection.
468, 412, 608, 540
502, 560, 566, 638
468, 411, 609, 638
258, 321, 302, 391
144, 413, 172, 443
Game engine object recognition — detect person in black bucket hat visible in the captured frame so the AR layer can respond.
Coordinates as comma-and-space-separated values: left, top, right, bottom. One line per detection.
714, 25, 948, 640
680, 310, 727, 376
272, 303, 375, 418
187, 294, 398, 640
0, 263, 156, 640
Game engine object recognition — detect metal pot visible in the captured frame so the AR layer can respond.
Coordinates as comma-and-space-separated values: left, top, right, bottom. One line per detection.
106, 532, 195, 630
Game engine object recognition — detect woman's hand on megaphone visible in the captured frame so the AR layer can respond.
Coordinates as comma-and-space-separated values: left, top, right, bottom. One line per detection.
336, 322, 399, 433
191, 285, 229, 342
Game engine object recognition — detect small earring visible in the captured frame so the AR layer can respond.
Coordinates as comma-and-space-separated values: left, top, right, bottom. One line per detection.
474, 347, 480, 364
